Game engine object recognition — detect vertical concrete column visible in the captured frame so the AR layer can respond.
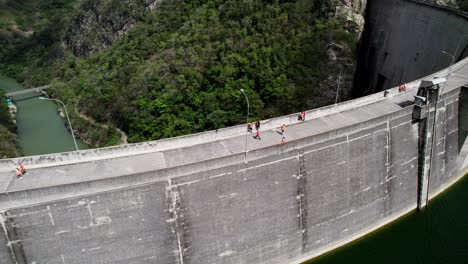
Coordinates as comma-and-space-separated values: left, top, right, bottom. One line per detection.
166, 180, 188, 264
296, 150, 308, 253
417, 112, 432, 210
416, 95, 441, 211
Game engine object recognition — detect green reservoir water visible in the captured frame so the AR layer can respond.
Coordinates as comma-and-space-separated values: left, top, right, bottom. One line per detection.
0, 76, 88, 156
305, 174, 468, 264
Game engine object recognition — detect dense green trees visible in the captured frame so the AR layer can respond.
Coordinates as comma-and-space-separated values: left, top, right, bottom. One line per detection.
0, 91, 19, 158
1, 0, 357, 145
459, 0, 468, 11
58, 0, 355, 142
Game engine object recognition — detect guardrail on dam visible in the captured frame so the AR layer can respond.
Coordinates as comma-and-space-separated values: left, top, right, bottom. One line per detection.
1, 2, 468, 264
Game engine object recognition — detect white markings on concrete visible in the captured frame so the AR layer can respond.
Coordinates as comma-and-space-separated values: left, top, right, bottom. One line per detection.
175, 179, 201, 187
94, 216, 112, 226
218, 193, 238, 199
236, 156, 296, 173
86, 202, 94, 225
386, 176, 396, 182
209, 173, 226, 179
78, 200, 86, 206
219, 250, 235, 257
89, 247, 101, 251
337, 161, 346, 165
401, 157, 417, 166
55, 230, 70, 235
60, 254, 66, 264
362, 187, 371, 192
47, 206, 55, 226
167, 179, 185, 264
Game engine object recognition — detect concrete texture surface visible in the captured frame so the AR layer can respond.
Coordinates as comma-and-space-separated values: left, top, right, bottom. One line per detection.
1, 1, 468, 263
354, 0, 468, 96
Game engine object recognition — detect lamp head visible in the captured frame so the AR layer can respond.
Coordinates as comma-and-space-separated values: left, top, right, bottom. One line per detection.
442, 51, 454, 58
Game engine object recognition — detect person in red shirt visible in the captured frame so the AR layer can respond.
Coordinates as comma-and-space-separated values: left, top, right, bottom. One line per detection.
399, 84, 407, 93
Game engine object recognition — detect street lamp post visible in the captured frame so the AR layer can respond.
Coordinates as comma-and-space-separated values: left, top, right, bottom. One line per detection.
441, 51, 455, 95
240, 89, 250, 157
453, 34, 468, 63
38, 97, 79, 151
335, 67, 343, 104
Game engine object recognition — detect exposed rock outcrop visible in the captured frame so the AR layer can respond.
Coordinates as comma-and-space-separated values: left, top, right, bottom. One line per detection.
65, 0, 160, 57
318, 0, 367, 104
336, 0, 367, 38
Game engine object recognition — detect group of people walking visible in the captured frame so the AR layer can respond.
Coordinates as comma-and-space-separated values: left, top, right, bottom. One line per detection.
248, 111, 307, 144
15, 161, 27, 178
248, 120, 262, 140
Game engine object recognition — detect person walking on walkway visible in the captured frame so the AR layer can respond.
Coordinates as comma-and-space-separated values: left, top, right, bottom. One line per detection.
248, 122, 253, 133
15, 167, 22, 178
280, 124, 286, 135
255, 120, 261, 131
254, 129, 261, 140
281, 136, 286, 143
20, 162, 27, 174
399, 84, 407, 93
301, 111, 306, 121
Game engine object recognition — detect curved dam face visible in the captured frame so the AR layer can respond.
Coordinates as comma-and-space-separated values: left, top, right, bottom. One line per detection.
0, 2, 468, 264
354, 0, 468, 96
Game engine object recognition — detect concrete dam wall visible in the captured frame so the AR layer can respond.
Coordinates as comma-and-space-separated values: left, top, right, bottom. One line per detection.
0, 2, 467, 264
354, 0, 468, 96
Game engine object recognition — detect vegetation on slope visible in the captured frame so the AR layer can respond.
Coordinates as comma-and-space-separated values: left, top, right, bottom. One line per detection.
0, 91, 19, 158
459, 0, 468, 11
1, 0, 357, 144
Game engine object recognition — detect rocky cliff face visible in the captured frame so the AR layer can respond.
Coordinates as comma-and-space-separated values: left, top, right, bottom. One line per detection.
336, 0, 367, 38
318, 0, 366, 103
65, 0, 160, 57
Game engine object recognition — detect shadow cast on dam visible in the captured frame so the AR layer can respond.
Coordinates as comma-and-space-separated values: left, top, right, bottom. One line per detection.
353, 0, 468, 97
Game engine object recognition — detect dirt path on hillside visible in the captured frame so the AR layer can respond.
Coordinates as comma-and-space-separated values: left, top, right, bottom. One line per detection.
75, 108, 128, 144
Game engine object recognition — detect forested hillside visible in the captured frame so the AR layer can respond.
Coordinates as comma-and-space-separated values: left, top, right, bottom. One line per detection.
0, 91, 18, 158
1, 0, 360, 145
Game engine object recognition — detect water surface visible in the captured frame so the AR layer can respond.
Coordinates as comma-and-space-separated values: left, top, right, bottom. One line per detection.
305, 174, 468, 264
0, 76, 88, 156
